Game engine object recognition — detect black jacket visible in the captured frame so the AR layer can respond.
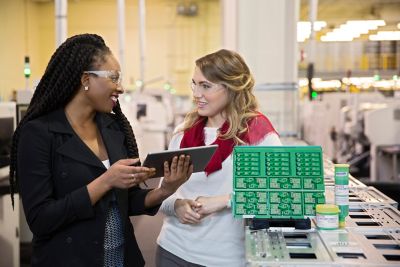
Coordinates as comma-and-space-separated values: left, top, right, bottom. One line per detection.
17, 108, 159, 267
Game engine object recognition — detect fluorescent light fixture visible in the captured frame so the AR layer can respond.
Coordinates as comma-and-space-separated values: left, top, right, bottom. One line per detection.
346, 20, 385, 27
374, 80, 397, 89
298, 21, 327, 31
321, 33, 354, 42
312, 79, 341, 89
301, 78, 341, 91
369, 31, 400, 41
343, 77, 374, 86
297, 21, 327, 42
313, 21, 327, 31
298, 79, 308, 87
321, 20, 386, 42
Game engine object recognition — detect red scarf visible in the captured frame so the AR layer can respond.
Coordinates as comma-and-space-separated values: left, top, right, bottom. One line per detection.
180, 112, 277, 175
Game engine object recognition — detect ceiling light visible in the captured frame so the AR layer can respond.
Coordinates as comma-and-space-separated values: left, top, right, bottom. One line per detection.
346, 20, 385, 27
369, 31, 400, 41
321, 35, 353, 42
321, 20, 386, 42
297, 21, 327, 42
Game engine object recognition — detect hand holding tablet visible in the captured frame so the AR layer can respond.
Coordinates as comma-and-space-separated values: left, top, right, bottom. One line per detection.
143, 145, 218, 178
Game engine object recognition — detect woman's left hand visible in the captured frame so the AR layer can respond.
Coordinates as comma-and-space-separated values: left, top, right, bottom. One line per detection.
194, 195, 230, 218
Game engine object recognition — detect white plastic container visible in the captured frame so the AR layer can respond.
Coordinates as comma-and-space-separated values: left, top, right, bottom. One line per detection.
316, 204, 339, 230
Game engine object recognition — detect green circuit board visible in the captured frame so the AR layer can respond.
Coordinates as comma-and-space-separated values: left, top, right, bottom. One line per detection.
232, 146, 325, 219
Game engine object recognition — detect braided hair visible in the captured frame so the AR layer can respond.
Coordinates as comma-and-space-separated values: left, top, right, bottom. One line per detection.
9, 33, 139, 208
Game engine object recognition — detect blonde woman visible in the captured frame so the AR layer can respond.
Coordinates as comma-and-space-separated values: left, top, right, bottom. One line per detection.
156, 49, 281, 266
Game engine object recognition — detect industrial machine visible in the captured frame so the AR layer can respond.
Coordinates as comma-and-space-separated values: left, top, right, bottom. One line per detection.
335, 102, 387, 177
300, 92, 386, 160
364, 102, 400, 181
300, 92, 399, 182
119, 89, 178, 159
0, 102, 19, 267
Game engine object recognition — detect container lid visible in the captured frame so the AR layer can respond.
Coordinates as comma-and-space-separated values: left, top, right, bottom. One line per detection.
334, 164, 349, 168
316, 204, 340, 213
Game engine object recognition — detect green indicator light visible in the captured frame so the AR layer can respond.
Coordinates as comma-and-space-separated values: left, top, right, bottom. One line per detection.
311, 91, 318, 99
24, 56, 31, 78
163, 83, 171, 91
24, 67, 31, 78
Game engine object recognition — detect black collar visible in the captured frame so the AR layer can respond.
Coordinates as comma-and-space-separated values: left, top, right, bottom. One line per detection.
47, 108, 126, 169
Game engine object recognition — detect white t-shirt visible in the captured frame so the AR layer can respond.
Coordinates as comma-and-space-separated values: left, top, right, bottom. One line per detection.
102, 159, 110, 169
157, 126, 282, 267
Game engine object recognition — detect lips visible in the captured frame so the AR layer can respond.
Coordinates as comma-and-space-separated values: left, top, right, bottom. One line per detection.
197, 101, 207, 109
110, 95, 118, 107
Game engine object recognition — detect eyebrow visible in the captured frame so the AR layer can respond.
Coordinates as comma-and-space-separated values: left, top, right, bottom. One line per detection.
192, 79, 212, 85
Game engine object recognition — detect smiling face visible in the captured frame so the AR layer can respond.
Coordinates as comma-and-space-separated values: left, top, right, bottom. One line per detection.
83, 54, 124, 113
191, 66, 230, 126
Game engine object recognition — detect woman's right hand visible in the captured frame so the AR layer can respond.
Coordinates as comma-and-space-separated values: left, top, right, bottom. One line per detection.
100, 158, 155, 189
159, 155, 193, 196
174, 199, 202, 224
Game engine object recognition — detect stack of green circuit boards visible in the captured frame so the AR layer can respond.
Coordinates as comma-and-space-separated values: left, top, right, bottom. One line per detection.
232, 146, 325, 219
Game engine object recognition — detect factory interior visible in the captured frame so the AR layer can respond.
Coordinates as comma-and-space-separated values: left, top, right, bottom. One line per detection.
0, 0, 400, 266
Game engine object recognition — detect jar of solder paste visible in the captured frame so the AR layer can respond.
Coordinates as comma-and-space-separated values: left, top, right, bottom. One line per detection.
316, 204, 339, 230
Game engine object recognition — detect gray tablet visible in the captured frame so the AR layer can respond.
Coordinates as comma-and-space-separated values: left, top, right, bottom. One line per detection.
143, 145, 218, 178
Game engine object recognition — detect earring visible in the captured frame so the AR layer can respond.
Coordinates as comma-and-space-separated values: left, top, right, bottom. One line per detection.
84, 86, 89, 91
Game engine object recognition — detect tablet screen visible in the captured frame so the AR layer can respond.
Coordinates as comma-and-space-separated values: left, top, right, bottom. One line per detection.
143, 145, 218, 178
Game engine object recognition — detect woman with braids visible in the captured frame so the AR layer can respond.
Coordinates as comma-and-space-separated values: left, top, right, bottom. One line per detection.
156, 49, 281, 266
10, 33, 192, 267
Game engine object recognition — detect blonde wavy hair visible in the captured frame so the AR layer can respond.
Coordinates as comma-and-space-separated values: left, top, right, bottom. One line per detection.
181, 49, 259, 144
